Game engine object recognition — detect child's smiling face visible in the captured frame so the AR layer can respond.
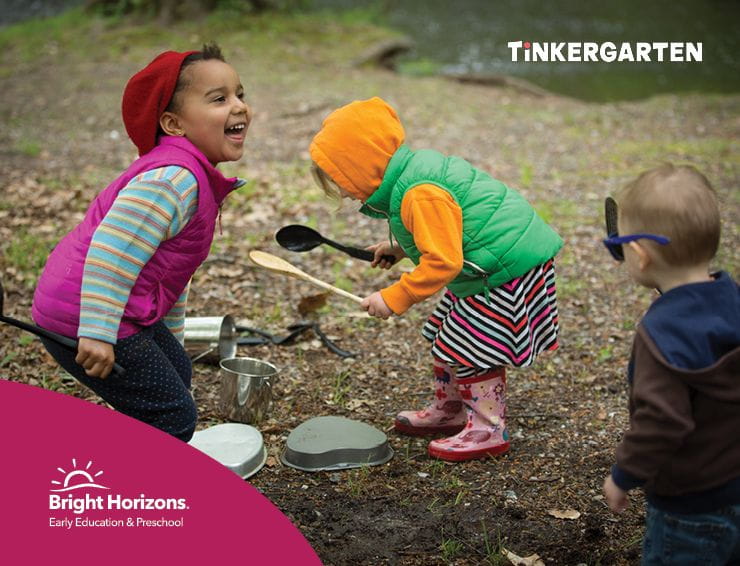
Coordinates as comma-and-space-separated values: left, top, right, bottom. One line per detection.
165, 59, 251, 165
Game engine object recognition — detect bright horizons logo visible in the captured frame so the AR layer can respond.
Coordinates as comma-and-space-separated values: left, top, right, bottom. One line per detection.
50, 458, 108, 492
49, 459, 188, 526
508, 41, 702, 63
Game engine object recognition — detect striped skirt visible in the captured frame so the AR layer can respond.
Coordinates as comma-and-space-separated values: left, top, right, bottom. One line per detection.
422, 260, 559, 376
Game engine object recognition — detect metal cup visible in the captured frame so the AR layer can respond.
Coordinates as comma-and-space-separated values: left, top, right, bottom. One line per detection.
219, 357, 278, 424
184, 316, 237, 364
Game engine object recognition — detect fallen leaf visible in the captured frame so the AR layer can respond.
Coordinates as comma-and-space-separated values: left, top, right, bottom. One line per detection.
502, 547, 545, 566
346, 398, 378, 410
207, 265, 245, 278
547, 509, 581, 520
298, 292, 329, 315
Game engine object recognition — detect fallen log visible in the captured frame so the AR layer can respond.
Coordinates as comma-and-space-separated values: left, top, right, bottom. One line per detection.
353, 37, 414, 70
442, 71, 551, 97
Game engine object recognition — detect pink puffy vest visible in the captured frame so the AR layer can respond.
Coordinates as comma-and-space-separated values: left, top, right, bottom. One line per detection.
32, 136, 238, 340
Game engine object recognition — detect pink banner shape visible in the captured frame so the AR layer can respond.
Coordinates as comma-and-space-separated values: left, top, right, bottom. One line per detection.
0, 380, 321, 565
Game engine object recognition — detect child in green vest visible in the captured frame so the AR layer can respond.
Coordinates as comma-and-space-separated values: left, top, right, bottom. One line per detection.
309, 97, 563, 461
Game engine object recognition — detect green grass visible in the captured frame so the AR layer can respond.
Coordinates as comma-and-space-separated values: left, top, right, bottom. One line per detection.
556, 274, 588, 299
534, 198, 583, 228
3, 229, 55, 281
0, 8, 95, 64
444, 474, 465, 490
228, 179, 259, 206
345, 464, 371, 497
437, 521, 508, 565
264, 303, 286, 325
425, 458, 446, 479
13, 139, 42, 157
330, 369, 351, 407
611, 139, 740, 164
481, 523, 508, 566
398, 57, 441, 77
439, 537, 464, 561
453, 488, 467, 505
330, 261, 357, 293
597, 345, 614, 363
519, 161, 534, 188
0, 352, 18, 367
0, 5, 400, 71
34, 368, 80, 394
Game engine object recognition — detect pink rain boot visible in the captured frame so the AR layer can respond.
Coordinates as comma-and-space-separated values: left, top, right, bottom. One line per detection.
428, 368, 510, 461
394, 359, 467, 436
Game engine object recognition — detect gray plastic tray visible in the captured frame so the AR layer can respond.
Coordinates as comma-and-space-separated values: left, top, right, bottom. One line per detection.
189, 423, 267, 479
281, 416, 394, 472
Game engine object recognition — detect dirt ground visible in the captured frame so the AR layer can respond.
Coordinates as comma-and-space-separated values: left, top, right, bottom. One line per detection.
1, 13, 738, 565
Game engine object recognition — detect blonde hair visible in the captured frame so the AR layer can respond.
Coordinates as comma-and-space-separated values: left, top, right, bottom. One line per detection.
311, 163, 342, 200
616, 163, 720, 266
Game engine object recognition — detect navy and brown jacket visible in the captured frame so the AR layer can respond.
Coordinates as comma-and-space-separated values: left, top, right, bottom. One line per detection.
611, 271, 740, 513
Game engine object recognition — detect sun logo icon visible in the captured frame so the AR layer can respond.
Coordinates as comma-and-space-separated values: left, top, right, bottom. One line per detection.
50, 459, 109, 492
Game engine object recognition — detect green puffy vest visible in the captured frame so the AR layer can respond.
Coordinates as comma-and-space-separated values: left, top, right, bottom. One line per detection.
360, 145, 563, 297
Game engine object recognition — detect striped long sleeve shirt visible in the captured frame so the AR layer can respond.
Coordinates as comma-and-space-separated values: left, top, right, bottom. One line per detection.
78, 166, 198, 344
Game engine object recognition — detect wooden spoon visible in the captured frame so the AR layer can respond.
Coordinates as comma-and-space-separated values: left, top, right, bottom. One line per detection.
248, 250, 363, 304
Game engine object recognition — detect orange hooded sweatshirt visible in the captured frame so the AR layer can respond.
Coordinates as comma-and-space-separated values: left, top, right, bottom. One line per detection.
309, 97, 464, 314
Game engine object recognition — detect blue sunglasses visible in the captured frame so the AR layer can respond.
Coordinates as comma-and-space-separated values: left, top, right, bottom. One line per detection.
603, 233, 671, 261
603, 197, 670, 261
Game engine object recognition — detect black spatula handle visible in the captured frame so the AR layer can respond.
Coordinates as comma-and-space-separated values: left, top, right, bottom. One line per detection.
322, 239, 396, 264
0, 314, 126, 377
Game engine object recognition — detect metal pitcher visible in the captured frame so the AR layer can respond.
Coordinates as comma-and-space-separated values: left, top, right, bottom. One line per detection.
184, 316, 237, 364
219, 357, 278, 424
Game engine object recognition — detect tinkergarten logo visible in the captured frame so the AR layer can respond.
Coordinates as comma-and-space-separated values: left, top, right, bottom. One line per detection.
508, 41, 702, 63
48, 459, 189, 529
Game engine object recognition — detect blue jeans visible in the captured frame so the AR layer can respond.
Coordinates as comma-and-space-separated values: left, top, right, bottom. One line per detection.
40, 321, 196, 441
642, 503, 740, 565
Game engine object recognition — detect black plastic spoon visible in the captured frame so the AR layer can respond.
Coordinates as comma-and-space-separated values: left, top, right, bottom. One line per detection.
0, 279, 125, 377
275, 224, 395, 263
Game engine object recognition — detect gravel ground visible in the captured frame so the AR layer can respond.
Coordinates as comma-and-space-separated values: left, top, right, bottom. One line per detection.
1, 14, 738, 564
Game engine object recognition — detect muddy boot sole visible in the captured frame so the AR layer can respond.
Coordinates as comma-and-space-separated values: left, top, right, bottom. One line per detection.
393, 417, 466, 437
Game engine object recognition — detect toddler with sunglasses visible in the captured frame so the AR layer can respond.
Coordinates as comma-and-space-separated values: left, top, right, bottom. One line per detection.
601, 164, 740, 564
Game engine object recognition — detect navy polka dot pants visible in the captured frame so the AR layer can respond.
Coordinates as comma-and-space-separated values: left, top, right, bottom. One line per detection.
41, 321, 196, 441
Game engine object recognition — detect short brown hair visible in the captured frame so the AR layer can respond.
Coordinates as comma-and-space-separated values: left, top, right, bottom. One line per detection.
616, 163, 720, 266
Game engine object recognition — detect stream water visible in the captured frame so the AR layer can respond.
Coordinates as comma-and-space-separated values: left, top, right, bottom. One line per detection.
314, 0, 740, 102
5, 0, 738, 102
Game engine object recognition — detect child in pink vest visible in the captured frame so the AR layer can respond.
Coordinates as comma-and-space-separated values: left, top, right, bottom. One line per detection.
32, 43, 251, 441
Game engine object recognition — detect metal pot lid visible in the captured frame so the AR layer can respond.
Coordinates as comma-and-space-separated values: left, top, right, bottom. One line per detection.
281, 416, 394, 472
189, 423, 266, 479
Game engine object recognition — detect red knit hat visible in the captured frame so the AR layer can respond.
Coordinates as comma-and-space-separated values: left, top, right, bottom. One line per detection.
122, 50, 198, 156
